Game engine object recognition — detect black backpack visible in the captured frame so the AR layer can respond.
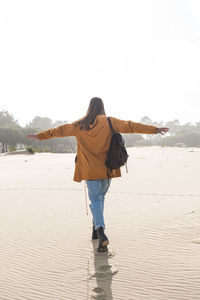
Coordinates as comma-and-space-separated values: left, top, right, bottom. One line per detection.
105, 117, 129, 176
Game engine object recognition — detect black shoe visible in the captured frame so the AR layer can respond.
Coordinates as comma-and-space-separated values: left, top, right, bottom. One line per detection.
92, 223, 98, 240
98, 245, 108, 252
97, 227, 109, 252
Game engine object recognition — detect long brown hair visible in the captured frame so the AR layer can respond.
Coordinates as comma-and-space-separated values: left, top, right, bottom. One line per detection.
74, 97, 106, 130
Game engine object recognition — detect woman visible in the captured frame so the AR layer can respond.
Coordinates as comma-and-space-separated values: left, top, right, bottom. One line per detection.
27, 97, 169, 252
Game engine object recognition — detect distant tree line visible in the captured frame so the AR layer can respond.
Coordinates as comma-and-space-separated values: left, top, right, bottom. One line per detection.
0, 110, 76, 153
136, 116, 200, 147
0, 110, 200, 153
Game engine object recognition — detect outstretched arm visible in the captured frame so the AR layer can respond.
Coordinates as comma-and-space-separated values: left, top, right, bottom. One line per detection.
110, 117, 169, 135
27, 123, 77, 141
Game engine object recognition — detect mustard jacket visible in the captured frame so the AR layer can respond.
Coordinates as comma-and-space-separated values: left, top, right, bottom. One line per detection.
37, 115, 157, 182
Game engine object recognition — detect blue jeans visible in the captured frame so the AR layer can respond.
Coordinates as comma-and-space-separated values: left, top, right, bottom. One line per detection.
86, 179, 111, 230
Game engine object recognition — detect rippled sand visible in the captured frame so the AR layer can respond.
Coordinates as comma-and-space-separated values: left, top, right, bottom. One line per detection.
0, 146, 200, 299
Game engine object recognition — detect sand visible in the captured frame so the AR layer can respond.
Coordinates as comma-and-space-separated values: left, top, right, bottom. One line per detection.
0, 146, 200, 300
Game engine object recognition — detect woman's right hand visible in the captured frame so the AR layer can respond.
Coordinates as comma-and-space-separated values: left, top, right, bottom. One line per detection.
27, 134, 38, 140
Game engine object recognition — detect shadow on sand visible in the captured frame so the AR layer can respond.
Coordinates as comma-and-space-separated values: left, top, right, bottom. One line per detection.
88, 240, 118, 299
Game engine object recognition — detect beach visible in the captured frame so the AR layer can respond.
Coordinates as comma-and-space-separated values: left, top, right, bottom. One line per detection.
0, 146, 200, 300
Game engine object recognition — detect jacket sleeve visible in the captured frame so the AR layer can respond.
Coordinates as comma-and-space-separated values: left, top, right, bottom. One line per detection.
37, 123, 77, 140
110, 117, 157, 134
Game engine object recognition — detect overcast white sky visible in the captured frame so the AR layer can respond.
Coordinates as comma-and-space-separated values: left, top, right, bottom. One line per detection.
1, 0, 200, 127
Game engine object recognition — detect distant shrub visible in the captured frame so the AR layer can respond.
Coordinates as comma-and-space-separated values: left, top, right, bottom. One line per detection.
26, 146, 35, 154
8, 147, 16, 152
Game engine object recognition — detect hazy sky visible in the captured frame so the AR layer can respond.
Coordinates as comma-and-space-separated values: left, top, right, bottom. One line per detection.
1, 0, 200, 127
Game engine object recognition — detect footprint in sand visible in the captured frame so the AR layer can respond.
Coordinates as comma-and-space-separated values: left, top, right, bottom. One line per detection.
106, 250, 116, 258
98, 265, 112, 272
91, 287, 106, 299
91, 264, 118, 278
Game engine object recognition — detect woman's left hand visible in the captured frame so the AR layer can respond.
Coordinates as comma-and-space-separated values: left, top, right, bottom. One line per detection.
155, 128, 169, 135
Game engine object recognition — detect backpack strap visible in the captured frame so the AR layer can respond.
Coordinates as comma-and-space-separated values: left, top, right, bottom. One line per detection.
107, 117, 115, 179
107, 117, 115, 134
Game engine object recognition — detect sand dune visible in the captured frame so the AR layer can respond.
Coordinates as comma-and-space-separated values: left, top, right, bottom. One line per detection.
0, 146, 200, 299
